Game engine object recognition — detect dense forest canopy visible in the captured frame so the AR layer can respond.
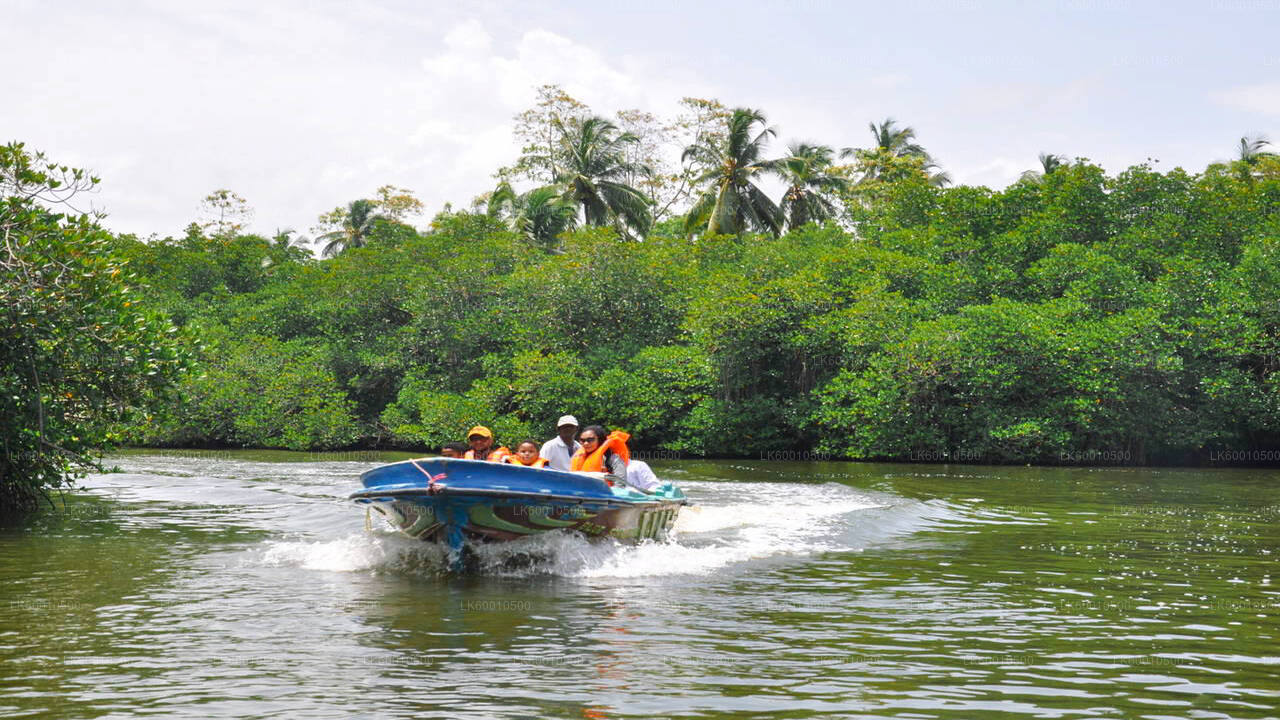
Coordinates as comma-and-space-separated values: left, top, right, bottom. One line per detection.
6, 85, 1280, 505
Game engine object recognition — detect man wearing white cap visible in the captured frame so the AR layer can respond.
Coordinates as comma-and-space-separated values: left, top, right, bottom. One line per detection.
539, 415, 582, 471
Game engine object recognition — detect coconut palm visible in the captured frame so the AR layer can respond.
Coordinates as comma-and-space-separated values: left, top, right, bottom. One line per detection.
682, 107, 783, 236
869, 118, 928, 159
1238, 135, 1274, 163
844, 117, 950, 187
1235, 135, 1275, 180
775, 142, 850, 230
317, 199, 384, 257
485, 181, 519, 220
268, 228, 311, 262
486, 182, 577, 250
1020, 153, 1065, 182
517, 186, 578, 250
554, 115, 652, 237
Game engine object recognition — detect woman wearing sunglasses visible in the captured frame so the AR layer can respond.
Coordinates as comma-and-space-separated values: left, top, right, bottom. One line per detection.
569, 424, 630, 486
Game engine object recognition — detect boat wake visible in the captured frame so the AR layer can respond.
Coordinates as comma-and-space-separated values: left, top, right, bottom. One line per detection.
255, 480, 894, 578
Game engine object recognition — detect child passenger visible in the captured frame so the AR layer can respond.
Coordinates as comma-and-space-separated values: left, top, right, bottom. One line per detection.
507, 440, 549, 468
440, 441, 467, 458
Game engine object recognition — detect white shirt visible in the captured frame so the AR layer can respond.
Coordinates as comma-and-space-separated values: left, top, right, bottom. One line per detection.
625, 460, 662, 493
539, 436, 582, 471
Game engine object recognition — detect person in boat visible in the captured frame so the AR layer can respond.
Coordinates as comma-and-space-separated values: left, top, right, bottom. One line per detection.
539, 414, 582, 471
507, 440, 550, 468
571, 425, 629, 486
625, 459, 661, 493
440, 441, 467, 458
464, 426, 511, 462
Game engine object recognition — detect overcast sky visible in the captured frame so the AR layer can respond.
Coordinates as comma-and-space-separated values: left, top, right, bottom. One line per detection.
5, 0, 1278, 239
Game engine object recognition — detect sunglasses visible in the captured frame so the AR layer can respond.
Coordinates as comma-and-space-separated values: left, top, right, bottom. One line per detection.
579, 436, 599, 443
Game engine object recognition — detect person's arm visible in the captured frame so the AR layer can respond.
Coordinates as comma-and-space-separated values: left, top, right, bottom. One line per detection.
604, 452, 627, 485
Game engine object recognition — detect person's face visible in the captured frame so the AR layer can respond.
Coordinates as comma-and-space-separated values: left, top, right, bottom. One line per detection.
558, 424, 577, 443
578, 431, 600, 452
441, 447, 460, 458
517, 444, 538, 462
468, 434, 492, 452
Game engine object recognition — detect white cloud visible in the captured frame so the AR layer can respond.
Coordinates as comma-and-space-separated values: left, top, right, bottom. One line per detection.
403, 20, 716, 210
8, 2, 1256, 238
0, 5, 715, 238
443, 18, 492, 52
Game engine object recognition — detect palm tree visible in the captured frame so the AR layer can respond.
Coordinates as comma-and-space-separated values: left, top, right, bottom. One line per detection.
683, 107, 783, 236
844, 117, 950, 186
1236, 135, 1275, 180
775, 142, 850, 231
868, 118, 928, 159
554, 115, 652, 237
518, 186, 579, 250
486, 182, 578, 250
1238, 135, 1274, 163
271, 227, 307, 249
1020, 153, 1065, 182
485, 181, 519, 220
317, 199, 383, 257
268, 228, 311, 262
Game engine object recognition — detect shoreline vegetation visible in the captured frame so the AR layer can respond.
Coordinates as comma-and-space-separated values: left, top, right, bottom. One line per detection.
5, 86, 1280, 509
109, 446, 1280, 470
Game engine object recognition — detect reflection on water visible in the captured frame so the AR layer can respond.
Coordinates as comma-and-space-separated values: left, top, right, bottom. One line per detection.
0, 453, 1277, 718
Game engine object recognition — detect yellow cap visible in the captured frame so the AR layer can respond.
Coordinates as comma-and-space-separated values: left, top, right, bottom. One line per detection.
467, 426, 493, 439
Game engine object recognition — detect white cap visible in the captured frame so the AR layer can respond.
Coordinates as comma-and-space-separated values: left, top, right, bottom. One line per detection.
557, 415, 579, 428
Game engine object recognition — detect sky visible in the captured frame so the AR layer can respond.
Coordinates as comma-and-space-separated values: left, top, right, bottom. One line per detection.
4, 0, 1279, 240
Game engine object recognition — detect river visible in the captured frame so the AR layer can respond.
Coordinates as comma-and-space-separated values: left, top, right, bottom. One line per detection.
1, 451, 1277, 718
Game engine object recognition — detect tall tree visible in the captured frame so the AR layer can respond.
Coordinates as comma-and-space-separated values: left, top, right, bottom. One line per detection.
554, 115, 653, 237
868, 117, 928, 160
775, 142, 850, 230
682, 107, 783, 236
613, 98, 735, 225
315, 199, 384, 257
501, 84, 591, 184
373, 185, 425, 222
845, 117, 950, 187
199, 189, 253, 237
2, 142, 188, 511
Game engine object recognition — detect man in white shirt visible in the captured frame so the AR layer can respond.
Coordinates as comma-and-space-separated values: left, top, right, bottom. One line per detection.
539, 415, 582, 471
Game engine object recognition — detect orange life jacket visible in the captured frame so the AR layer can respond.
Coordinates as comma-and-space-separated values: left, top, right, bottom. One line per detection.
570, 430, 630, 477
465, 446, 510, 462
507, 455, 549, 468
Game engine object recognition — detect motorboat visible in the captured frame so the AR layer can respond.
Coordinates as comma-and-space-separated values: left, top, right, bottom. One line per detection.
350, 457, 686, 566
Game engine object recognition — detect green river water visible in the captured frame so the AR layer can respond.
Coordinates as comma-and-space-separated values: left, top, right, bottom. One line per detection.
1, 451, 1276, 719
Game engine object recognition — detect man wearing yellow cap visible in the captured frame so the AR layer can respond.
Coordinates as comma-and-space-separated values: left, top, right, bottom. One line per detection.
463, 426, 511, 462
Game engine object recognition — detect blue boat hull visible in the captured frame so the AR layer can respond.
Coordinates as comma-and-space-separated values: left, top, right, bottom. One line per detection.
350, 458, 686, 546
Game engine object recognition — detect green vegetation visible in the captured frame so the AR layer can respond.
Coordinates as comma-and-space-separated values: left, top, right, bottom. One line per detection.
1, 143, 189, 511
6, 88, 1280, 486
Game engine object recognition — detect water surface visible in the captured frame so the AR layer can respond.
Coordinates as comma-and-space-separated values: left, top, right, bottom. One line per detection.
1, 452, 1276, 718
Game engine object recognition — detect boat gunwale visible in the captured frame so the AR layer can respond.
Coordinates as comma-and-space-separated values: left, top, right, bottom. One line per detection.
349, 485, 687, 508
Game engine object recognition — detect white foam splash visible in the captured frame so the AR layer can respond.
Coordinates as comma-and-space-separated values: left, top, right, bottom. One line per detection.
258, 532, 444, 573
572, 490, 881, 578
254, 482, 884, 578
